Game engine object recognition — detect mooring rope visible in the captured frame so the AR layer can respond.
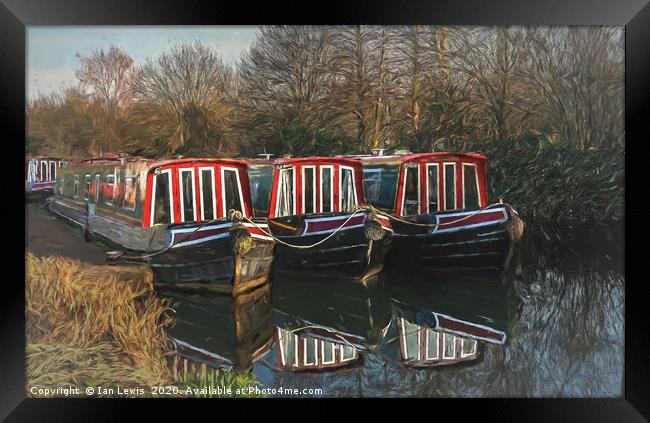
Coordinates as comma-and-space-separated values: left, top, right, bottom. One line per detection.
243, 208, 366, 250
367, 202, 506, 228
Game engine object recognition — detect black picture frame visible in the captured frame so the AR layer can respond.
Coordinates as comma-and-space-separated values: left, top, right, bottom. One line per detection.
3, 0, 648, 420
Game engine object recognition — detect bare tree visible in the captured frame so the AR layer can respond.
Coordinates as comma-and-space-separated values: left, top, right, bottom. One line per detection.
75, 46, 135, 153
130, 41, 237, 155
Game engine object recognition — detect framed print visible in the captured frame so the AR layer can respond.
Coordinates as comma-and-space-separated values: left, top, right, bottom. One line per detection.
2, 0, 649, 420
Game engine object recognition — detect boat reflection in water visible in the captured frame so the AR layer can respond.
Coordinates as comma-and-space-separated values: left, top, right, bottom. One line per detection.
380, 269, 518, 370
270, 275, 392, 373
160, 284, 274, 378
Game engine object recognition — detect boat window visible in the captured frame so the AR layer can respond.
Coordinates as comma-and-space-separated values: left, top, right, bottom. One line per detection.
444, 163, 457, 211
222, 168, 244, 217
279, 328, 298, 366
83, 175, 91, 200
426, 164, 439, 213
426, 329, 440, 359
178, 169, 196, 222
443, 333, 456, 359
49, 161, 56, 182
401, 164, 420, 216
303, 166, 316, 214
402, 318, 420, 361
123, 177, 137, 211
461, 338, 477, 358
73, 175, 80, 198
304, 337, 317, 366
249, 165, 273, 216
363, 165, 398, 211
341, 344, 356, 362
320, 166, 333, 213
105, 174, 115, 205
40, 161, 47, 182
321, 341, 335, 364
93, 175, 100, 203
199, 168, 216, 221
277, 167, 295, 217
340, 167, 356, 213
463, 163, 480, 209
152, 170, 172, 225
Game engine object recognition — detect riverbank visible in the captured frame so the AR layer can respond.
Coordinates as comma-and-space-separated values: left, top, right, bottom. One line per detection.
25, 253, 261, 398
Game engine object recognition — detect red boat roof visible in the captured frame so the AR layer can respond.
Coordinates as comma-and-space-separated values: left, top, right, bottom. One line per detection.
358, 152, 486, 165
273, 156, 363, 167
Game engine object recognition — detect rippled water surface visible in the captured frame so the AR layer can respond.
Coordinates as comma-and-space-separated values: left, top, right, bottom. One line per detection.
161, 222, 624, 397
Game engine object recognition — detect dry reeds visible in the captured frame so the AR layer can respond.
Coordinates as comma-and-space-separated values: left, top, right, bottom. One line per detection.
25, 254, 174, 395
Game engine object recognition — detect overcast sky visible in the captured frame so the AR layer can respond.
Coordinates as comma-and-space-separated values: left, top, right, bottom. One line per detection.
26, 26, 259, 100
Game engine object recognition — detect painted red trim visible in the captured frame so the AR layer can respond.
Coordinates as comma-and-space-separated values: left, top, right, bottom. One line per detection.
303, 214, 365, 234
436, 315, 505, 343
171, 225, 230, 244
436, 209, 506, 229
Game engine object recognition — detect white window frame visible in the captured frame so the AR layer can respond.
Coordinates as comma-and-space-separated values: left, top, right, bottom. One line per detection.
340, 344, 357, 362
443, 162, 457, 211
462, 163, 482, 209
425, 163, 440, 213
221, 167, 246, 218
275, 166, 296, 217
319, 165, 334, 213
40, 161, 48, 182
301, 165, 317, 214
149, 169, 174, 226
339, 165, 358, 212
83, 174, 91, 200
400, 318, 421, 361
105, 172, 116, 206
198, 167, 217, 222
49, 161, 57, 182
443, 332, 456, 360
178, 168, 197, 223
425, 329, 440, 360
400, 163, 421, 216
303, 337, 318, 366
277, 328, 299, 367
460, 338, 477, 358
320, 340, 336, 365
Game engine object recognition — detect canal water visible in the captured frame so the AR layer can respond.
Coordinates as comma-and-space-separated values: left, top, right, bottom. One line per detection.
160, 221, 624, 397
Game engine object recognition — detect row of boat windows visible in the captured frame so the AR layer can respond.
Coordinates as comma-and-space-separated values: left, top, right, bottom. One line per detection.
66, 173, 137, 211
27, 160, 65, 183
151, 167, 244, 226
400, 318, 478, 362
277, 328, 358, 369
363, 162, 481, 216
276, 165, 357, 217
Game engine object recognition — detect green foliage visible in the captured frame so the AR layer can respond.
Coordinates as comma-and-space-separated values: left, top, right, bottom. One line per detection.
178, 367, 263, 398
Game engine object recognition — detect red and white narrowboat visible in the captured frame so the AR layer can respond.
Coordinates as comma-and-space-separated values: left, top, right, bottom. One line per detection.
25, 156, 68, 201
47, 157, 274, 294
250, 157, 392, 281
360, 152, 524, 271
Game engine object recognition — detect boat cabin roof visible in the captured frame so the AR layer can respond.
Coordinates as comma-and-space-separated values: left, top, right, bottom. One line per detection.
359, 152, 486, 166
272, 156, 363, 168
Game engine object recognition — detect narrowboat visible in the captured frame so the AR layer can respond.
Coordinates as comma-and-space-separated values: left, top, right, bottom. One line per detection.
250, 157, 392, 281
47, 157, 274, 294
271, 275, 392, 373
163, 283, 274, 374
381, 270, 518, 368
25, 156, 68, 201
360, 152, 524, 271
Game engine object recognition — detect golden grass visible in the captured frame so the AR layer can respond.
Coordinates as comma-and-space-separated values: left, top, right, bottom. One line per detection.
25, 253, 263, 398
26, 253, 174, 395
